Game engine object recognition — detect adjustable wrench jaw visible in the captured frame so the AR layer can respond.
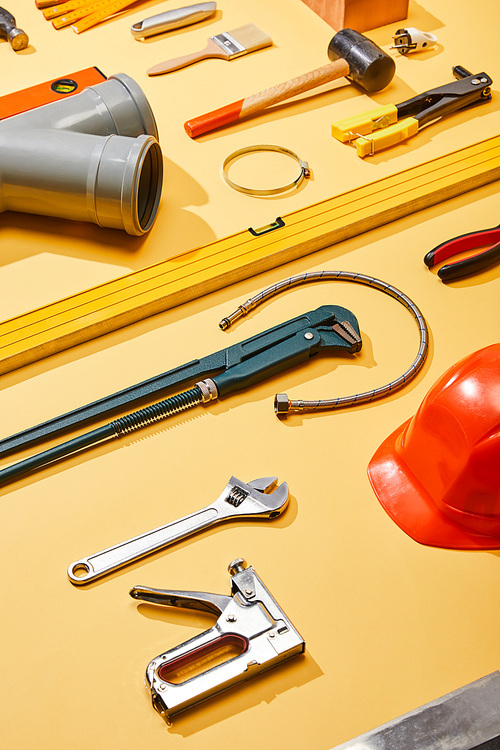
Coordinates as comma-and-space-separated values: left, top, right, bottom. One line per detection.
131, 559, 305, 722
215, 476, 289, 520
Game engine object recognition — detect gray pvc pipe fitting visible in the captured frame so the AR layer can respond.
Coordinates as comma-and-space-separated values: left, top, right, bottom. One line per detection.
0, 73, 159, 138
0, 129, 162, 235
0, 74, 163, 235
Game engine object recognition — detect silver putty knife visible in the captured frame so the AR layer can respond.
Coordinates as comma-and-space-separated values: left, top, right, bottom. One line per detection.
131, 2, 216, 39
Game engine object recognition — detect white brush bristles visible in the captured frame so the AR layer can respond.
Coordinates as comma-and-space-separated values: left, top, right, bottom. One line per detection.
227, 23, 273, 53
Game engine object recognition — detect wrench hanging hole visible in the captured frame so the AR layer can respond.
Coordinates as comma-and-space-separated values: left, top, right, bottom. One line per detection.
71, 563, 91, 578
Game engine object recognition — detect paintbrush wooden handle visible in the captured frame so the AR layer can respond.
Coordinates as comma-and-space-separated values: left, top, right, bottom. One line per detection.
148, 39, 229, 76
184, 58, 350, 137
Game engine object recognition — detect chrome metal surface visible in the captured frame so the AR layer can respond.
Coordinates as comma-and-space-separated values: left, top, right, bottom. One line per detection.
130, 558, 305, 721
131, 3, 216, 38
332, 672, 500, 749
68, 476, 288, 585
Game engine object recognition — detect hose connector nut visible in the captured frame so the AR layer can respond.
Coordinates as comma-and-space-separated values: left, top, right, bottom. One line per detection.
274, 393, 290, 417
196, 378, 218, 403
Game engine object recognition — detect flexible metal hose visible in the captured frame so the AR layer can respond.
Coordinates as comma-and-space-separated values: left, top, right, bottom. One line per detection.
219, 271, 429, 414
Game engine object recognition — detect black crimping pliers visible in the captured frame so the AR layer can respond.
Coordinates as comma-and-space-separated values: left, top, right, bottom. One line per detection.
331, 65, 493, 156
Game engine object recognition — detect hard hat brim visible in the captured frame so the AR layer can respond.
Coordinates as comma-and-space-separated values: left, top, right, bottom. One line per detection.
368, 418, 500, 550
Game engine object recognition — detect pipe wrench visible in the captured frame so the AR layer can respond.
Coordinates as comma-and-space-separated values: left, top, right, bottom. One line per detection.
68, 476, 288, 585
130, 558, 305, 722
0, 305, 361, 485
0, 304, 360, 457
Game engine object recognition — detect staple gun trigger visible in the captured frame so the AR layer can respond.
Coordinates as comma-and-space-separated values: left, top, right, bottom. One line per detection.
68, 476, 288, 585
130, 558, 305, 722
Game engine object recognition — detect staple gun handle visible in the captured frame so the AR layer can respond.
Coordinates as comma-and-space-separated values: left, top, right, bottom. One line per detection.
130, 585, 232, 615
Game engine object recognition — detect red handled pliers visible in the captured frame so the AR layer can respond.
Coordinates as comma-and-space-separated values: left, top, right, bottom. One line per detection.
424, 225, 500, 281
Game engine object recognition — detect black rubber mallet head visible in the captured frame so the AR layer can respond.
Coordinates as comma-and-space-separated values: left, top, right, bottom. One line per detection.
327, 28, 396, 93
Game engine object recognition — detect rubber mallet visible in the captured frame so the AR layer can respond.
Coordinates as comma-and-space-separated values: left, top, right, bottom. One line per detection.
184, 28, 395, 138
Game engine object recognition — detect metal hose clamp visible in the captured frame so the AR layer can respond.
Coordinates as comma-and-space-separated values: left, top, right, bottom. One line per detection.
222, 144, 311, 197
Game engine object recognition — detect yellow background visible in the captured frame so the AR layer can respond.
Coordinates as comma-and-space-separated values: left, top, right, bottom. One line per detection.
0, 0, 499, 747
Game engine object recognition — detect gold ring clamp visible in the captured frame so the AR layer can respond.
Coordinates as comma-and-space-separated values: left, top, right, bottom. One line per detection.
222, 144, 311, 197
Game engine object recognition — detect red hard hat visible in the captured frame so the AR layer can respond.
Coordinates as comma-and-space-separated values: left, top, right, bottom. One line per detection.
368, 344, 500, 549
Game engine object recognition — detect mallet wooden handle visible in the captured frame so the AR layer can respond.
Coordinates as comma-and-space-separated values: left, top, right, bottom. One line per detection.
184, 57, 350, 137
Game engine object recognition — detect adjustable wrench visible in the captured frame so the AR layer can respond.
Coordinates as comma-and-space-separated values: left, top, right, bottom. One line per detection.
68, 476, 288, 585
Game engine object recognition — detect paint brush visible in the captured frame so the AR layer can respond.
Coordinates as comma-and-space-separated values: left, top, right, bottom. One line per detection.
147, 23, 272, 76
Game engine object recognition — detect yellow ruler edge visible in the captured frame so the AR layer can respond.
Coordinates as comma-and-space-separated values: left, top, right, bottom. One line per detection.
1, 135, 499, 374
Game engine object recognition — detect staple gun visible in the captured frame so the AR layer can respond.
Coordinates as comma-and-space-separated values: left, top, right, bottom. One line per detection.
331, 65, 493, 156
130, 558, 305, 721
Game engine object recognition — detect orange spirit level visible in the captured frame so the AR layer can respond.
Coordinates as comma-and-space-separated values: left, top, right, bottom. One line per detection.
0, 66, 106, 119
